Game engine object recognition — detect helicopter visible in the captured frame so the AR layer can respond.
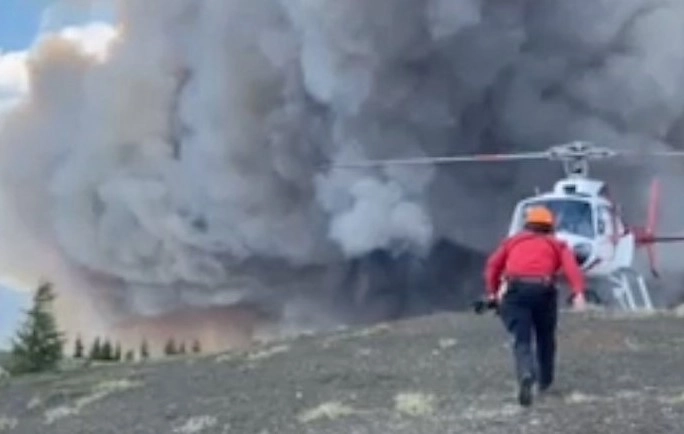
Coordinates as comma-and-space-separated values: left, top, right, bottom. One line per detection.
331, 140, 684, 312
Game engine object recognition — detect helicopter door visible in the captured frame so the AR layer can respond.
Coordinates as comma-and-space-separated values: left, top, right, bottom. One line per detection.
595, 205, 616, 265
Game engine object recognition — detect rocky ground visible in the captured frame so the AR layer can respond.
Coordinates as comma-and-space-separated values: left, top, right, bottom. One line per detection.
1, 310, 684, 433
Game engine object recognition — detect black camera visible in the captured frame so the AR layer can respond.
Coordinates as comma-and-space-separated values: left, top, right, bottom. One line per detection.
472, 298, 499, 315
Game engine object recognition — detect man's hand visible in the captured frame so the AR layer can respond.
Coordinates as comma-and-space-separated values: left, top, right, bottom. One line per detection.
495, 284, 508, 303
473, 294, 499, 314
572, 292, 587, 311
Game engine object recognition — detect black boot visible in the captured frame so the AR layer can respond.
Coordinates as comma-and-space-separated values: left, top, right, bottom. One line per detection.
518, 375, 534, 407
538, 381, 552, 393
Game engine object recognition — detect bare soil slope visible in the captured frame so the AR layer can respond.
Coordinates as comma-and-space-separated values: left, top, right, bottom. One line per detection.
1, 311, 684, 433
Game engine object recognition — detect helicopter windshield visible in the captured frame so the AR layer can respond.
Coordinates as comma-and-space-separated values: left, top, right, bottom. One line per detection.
520, 199, 594, 238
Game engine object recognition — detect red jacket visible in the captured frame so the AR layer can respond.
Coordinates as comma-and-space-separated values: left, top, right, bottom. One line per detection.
484, 231, 585, 296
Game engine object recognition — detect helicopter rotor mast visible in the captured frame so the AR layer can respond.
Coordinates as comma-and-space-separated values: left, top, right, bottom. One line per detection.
546, 141, 616, 178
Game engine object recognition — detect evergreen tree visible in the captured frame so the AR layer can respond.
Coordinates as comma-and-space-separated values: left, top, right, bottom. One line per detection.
140, 339, 149, 360
125, 350, 135, 362
178, 342, 186, 355
114, 342, 122, 361
7, 282, 65, 375
89, 337, 102, 360
73, 335, 84, 359
101, 339, 113, 361
164, 338, 177, 356
192, 339, 201, 354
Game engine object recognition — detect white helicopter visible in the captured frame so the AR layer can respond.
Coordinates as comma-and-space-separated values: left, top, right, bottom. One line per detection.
332, 140, 684, 312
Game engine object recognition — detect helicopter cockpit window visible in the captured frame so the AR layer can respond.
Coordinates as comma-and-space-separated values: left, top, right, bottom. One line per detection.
521, 199, 595, 238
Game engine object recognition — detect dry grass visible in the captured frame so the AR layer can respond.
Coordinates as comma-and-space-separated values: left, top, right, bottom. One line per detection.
297, 401, 359, 423
43, 378, 143, 425
438, 338, 458, 349
171, 415, 219, 433
246, 344, 290, 361
394, 392, 437, 417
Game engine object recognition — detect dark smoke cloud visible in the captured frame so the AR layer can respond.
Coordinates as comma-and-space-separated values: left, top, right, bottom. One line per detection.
2, 0, 684, 341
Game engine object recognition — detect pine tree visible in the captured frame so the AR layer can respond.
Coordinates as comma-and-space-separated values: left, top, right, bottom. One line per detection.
7, 282, 65, 375
178, 342, 186, 355
114, 342, 122, 361
89, 337, 102, 360
125, 350, 135, 362
73, 335, 84, 359
164, 338, 177, 356
140, 339, 149, 360
192, 339, 201, 354
101, 339, 113, 361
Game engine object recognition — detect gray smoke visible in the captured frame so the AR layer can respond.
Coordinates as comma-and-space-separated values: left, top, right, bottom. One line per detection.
2, 0, 684, 335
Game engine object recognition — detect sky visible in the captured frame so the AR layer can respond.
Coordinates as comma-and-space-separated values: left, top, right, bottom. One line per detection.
0, 288, 30, 349
0, 0, 116, 349
0, 0, 47, 349
0, 0, 45, 51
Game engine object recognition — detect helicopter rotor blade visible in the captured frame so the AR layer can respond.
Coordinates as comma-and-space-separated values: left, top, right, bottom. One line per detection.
328, 140, 684, 169
330, 151, 551, 168
615, 149, 684, 158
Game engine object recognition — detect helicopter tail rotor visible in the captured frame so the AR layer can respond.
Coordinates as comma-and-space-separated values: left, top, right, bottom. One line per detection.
633, 177, 684, 277
643, 178, 661, 277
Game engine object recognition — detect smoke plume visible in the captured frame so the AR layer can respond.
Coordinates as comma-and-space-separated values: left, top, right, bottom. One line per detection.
3, 0, 684, 348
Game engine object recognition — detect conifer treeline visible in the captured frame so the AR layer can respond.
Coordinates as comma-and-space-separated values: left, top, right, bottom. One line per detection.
73, 336, 202, 361
5, 280, 206, 377
6, 282, 64, 374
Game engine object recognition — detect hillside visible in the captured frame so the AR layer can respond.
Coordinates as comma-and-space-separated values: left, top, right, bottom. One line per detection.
1, 310, 684, 433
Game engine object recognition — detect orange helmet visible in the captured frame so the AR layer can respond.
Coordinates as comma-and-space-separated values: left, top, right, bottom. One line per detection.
525, 206, 554, 226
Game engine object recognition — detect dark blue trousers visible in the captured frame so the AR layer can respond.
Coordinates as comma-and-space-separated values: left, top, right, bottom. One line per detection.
499, 281, 558, 388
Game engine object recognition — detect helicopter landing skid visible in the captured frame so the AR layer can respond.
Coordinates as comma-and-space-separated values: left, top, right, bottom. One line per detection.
597, 268, 654, 312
